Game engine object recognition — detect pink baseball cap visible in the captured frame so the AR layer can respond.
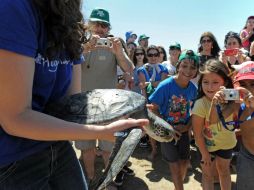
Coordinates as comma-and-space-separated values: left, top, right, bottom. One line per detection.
234, 61, 254, 83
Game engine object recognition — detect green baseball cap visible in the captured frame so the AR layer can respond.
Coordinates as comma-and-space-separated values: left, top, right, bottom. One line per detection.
89, 8, 110, 25
169, 42, 181, 50
138, 34, 150, 41
178, 50, 199, 64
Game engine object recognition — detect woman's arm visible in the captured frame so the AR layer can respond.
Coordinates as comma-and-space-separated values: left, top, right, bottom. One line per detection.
66, 64, 81, 96
138, 72, 148, 98
0, 50, 148, 141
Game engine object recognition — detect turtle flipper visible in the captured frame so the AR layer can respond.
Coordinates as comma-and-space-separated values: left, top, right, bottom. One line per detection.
93, 128, 142, 190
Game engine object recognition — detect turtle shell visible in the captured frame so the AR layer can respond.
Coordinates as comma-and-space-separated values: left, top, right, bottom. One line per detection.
45, 89, 147, 124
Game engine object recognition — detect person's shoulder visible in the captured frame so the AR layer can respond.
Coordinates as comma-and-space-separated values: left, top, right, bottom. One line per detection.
240, 29, 248, 35
192, 97, 207, 111
1, 0, 34, 13
0, 0, 39, 57
188, 81, 198, 90
161, 60, 170, 65
137, 65, 146, 72
195, 96, 206, 104
159, 76, 174, 87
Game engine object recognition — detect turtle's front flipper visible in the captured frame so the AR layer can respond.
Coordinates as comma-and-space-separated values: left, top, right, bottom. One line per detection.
93, 128, 142, 190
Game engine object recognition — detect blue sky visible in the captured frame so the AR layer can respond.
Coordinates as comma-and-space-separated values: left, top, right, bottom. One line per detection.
82, 0, 253, 52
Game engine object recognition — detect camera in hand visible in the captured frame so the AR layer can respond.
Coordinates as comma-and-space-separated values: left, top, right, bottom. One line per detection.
224, 48, 238, 56
223, 89, 240, 101
96, 38, 112, 47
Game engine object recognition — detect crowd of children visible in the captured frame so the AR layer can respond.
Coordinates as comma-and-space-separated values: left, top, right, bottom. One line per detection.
116, 15, 254, 190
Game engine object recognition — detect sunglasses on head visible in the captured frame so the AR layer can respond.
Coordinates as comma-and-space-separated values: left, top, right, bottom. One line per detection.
147, 53, 159, 57
201, 39, 212, 44
95, 22, 109, 29
135, 53, 144, 56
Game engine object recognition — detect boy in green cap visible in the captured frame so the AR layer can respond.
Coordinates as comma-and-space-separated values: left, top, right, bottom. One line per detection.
149, 50, 199, 190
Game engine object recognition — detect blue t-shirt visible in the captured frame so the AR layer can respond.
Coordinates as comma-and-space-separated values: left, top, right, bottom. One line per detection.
0, 0, 84, 166
149, 77, 197, 125
137, 64, 168, 82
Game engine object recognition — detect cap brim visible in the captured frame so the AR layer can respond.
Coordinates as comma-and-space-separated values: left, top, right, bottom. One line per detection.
234, 75, 254, 83
139, 37, 149, 41
89, 18, 110, 25
170, 46, 181, 49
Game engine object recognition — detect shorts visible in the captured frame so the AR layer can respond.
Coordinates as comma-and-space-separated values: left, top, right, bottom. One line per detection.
197, 148, 233, 161
75, 140, 114, 152
236, 145, 254, 190
161, 132, 190, 163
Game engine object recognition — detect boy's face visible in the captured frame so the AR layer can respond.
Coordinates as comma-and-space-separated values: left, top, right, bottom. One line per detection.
177, 59, 198, 81
239, 80, 254, 94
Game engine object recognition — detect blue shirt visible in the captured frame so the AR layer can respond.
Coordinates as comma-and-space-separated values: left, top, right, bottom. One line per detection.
0, 0, 83, 166
149, 77, 197, 125
137, 64, 168, 82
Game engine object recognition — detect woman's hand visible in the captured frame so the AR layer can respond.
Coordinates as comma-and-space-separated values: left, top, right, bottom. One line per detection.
220, 51, 227, 65
101, 118, 149, 141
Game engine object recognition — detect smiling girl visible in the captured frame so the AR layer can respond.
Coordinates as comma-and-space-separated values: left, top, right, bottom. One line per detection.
192, 59, 236, 190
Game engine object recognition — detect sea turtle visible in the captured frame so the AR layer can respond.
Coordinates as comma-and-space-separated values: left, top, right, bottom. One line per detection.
45, 89, 178, 190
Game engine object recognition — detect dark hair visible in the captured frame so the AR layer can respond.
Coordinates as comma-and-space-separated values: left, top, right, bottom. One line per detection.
224, 31, 242, 47
147, 45, 160, 54
243, 16, 254, 29
133, 46, 147, 66
127, 42, 137, 49
242, 16, 254, 43
33, 0, 87, 60
157, 46, 167, 61
197, 59, 233, 99
198, 32, 221, 57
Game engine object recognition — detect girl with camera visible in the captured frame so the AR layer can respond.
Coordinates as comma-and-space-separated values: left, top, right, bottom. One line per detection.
192, 59, 237, 190
209, 61, 254, 190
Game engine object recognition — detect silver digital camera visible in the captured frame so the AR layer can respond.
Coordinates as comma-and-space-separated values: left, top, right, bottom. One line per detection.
96, 38, 112, 47
223, 89, 240, 101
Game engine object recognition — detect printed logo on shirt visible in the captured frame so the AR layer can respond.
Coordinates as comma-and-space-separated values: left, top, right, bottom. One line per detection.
167, 95, 190, 124
204, 121, 216, 147
35, 53, 73, 72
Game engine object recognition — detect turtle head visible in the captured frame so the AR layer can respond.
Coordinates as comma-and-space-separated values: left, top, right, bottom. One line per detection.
145, 109, 177, 142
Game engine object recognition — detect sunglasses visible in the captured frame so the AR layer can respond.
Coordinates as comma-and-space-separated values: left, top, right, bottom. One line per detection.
95, 22, 109, 29
201, 39, 212, 44
135, 53, 144, 56
147, 53, 159, 57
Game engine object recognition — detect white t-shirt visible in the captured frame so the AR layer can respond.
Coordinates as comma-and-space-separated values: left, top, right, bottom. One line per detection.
161, 60, 176, 76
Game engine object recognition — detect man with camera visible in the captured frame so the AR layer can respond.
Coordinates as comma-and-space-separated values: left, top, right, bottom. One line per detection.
75, 8, 134, 189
